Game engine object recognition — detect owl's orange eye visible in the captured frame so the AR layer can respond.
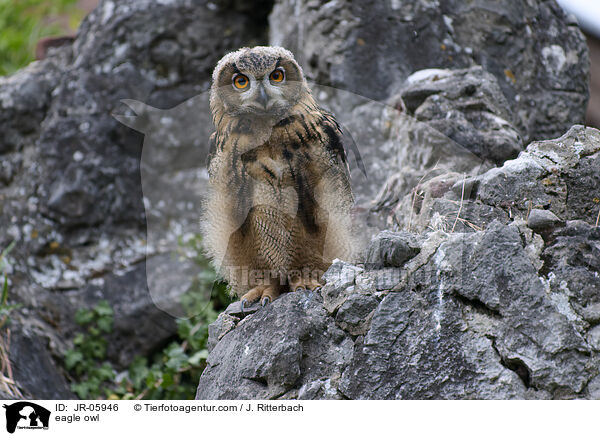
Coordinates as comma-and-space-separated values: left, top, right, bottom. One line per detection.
233, 74, 249, 89
269, 69, 285, 83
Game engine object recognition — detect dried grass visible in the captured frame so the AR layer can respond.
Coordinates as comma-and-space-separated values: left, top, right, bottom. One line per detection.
0, 330, 24, 399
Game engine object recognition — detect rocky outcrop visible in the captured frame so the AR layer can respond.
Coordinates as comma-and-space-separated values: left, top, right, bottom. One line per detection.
359, 66, 525, 231
384, 125, 600, 232
198, 125, 600, 398
398, 67, 523, 165
270, 0, 589, 144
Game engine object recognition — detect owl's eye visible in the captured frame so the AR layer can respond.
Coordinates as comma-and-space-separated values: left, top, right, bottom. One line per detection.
232, 74, 249, 90
269, 68, 285, 83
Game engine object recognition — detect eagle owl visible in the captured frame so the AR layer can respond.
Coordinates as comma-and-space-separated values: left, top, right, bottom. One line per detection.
202, 46, 355, 308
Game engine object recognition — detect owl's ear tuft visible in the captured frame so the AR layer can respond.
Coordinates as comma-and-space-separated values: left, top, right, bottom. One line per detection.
214, 62, 238, 90
277, 57, 304, 84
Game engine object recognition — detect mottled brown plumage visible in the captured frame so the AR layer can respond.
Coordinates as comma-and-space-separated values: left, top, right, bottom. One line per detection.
202, 46, 355, 306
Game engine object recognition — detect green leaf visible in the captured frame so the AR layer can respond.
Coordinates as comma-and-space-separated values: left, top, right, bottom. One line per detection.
94, 301, 113, 317
187, 349, 209, 366
145, 369, 159, 387
165, 346, 188, 370
176, 319, 192, 339
127, 356, 149, 389
96, 316, 113, 333
71, 382, 89, 399
161, 372, 174, 387
64, 350, 83, 369
75, 308, 94, 325
0, 241, 15, 266
89, 340, 106, 359
96, 363, 115, 380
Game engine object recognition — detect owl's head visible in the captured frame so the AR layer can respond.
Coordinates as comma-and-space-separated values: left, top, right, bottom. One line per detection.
210, 46, 308, 119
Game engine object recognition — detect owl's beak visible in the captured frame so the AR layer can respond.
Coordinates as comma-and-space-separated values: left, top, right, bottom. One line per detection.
256, 85, 269, 108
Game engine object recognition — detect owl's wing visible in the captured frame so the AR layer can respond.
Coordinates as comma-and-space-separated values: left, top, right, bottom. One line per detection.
206, 132, 217, 173
319, 110, 366, 180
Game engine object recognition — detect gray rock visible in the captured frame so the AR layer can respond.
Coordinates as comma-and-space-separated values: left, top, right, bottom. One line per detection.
400, 67, 523, 165
0, 55, 64, 155
474, 125, 600, 224
196, 290, 353, 400
366, 67, 524, 232
198, 221, 600, 399
339, 69, 512, 229
9, 327, 75, 399
355, 269, 403, 292
207, 313, 239, 353
587, 326, 600, 352
321, 261, 363, 314
339, 292, 527, 399
224, 301, 260, 318
335, 293, 380, 336
432, 222, 593, 397
586, 374, 600, 400
387, 125, 600, 232
527, 209, 563, 231
270, 0, 589, 144
365, 231, 421, 268
542, 220, 600, 326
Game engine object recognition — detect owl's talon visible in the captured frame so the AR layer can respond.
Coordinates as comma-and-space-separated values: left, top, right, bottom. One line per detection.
241, 299, 248, 313
289, 275, 323, 292
240, 284, 281, 309
314, 286, 322, 292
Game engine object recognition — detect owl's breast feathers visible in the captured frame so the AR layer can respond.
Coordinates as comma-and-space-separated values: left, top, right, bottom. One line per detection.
207, 96, 351, 193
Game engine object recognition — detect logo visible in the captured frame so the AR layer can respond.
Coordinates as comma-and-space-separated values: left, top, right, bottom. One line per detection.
3, 402, 50, 433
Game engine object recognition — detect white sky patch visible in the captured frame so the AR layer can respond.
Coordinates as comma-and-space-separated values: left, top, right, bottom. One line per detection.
556, 0, 600, 38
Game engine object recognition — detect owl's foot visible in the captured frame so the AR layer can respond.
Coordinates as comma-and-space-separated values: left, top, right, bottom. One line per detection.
240, 284, 281, 310
288, 275, 323, 292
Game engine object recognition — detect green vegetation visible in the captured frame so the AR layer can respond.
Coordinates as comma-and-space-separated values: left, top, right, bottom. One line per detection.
0, 0, 84, 76
63, 301, 116, 399
63, 235, 231, 400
